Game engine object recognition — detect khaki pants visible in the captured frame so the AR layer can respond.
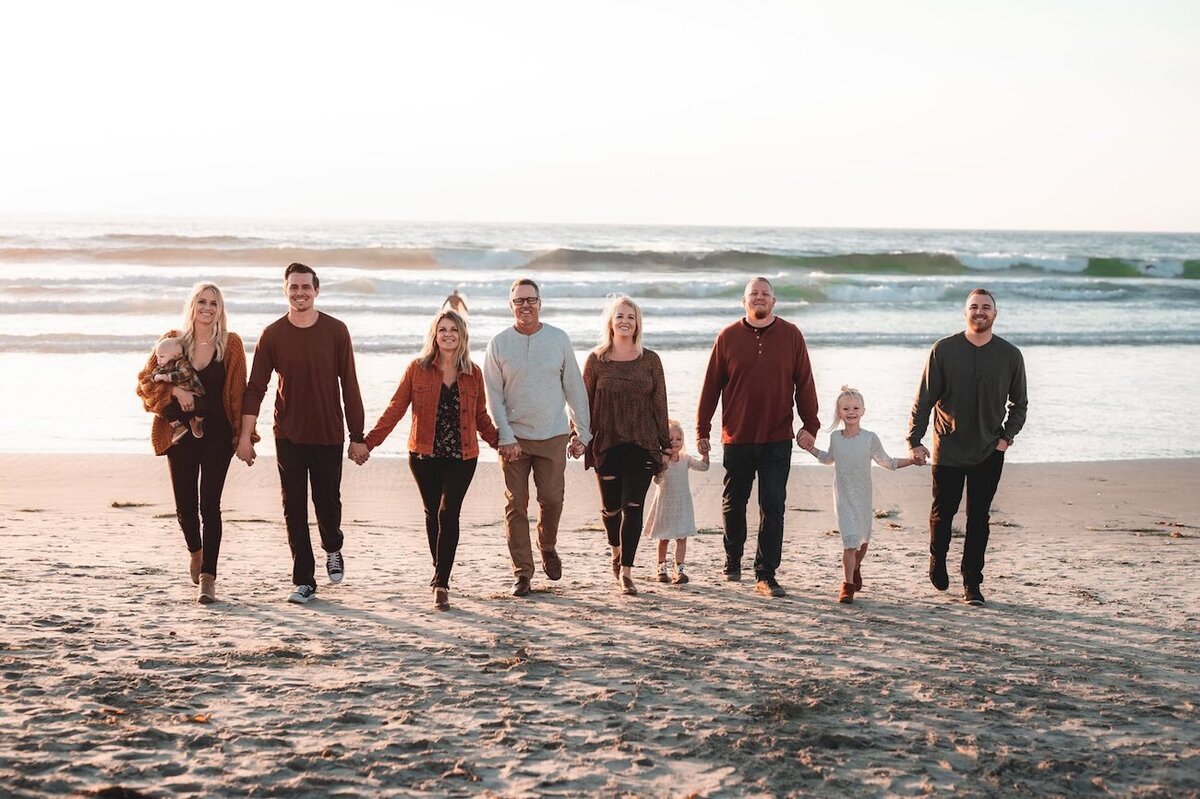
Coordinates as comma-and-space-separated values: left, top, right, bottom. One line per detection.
502, 434, 568, 578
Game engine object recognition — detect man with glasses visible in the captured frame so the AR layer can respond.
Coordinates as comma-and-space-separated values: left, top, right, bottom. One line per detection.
484, 278, 591, 597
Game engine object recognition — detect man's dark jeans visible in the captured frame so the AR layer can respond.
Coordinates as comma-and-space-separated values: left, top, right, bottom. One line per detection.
722, 440, 792, 581
930, 448, 1005, 586
276, 438, 345, 588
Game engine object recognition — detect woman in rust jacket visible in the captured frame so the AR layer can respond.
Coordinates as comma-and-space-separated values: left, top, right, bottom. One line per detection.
365, 309, 499, 610
136, 282, 257, 604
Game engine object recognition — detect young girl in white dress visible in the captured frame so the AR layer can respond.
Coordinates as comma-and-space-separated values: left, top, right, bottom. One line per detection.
644, 420, 709, 584
802, 386, 916, 604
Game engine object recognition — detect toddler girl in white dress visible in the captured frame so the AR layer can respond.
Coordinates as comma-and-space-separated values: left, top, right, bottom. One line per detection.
802, 386, 917, 603
644, 420, 709, 584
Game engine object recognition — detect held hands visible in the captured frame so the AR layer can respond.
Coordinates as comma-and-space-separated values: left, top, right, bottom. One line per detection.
796, 429, 815, 451
697, 437, 711, 455
567, 438, 586, 459
235, 439, 256, 466
348, 442, 370, 465
498, 442, 523, 462
909, 445, 930, 466
172, 386, 195, 412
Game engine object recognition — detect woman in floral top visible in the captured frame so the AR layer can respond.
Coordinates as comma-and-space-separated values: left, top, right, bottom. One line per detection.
364, 310, 498, 610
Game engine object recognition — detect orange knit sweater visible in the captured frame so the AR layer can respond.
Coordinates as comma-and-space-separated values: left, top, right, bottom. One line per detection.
136, 330, 258, 456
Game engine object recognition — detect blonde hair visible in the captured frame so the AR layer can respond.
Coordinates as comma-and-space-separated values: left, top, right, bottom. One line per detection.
417, 310, 473, 374
180, 282, 228, 362
592, 294, 644, 361
828, 385, 865, 430
667, 418, 687, 454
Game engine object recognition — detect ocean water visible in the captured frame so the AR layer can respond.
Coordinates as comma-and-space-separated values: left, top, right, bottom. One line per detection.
1, 217, 1198, 462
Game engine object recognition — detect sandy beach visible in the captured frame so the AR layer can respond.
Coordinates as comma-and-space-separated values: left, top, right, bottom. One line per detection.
2, 454, 1198, 797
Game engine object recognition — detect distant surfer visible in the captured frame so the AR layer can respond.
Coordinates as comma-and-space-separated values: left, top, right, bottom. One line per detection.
443, 289, 469, 315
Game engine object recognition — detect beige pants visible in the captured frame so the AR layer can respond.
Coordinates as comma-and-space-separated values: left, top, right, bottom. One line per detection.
502, 434, 568, 578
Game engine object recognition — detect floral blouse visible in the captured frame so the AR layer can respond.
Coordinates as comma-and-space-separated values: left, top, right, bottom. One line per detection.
414, 382, 463, 460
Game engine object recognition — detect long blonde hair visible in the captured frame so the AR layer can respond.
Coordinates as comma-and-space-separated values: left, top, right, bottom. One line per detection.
417, 310, 473, 374
180, 282, 228, 361
828, 385, 865, 430
592, 294, 644, 361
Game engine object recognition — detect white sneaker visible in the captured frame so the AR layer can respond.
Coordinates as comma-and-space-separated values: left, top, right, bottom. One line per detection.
326, 551, 345, 584
287, 584, 316, 604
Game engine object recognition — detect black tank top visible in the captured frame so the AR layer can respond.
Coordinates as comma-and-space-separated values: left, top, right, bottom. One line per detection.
197, 358, 233, 440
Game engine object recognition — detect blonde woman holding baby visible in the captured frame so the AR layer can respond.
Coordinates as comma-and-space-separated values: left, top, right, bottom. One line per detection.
137, 282, 257, 604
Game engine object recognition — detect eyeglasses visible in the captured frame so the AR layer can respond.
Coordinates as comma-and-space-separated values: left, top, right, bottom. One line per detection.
511, 297, 541, 306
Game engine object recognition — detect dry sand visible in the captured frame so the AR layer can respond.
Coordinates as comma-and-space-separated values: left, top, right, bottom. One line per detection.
2, 454, 1199, 798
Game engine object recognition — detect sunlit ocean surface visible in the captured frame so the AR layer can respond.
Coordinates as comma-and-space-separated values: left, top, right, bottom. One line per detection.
1, 217, 1197, 462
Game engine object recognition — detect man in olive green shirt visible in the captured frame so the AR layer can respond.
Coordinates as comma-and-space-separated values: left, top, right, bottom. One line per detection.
908, 288, 1028, 606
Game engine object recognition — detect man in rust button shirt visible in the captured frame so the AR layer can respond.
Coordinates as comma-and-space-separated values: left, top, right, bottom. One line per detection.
697, 277, 819, 598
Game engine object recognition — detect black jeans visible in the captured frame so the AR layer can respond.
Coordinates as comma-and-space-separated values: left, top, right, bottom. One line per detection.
596, 443, 657, 568
930, 449, 1006, 586
722, 440, 792, 580
409, 455, 478, 588
276, 438, 345, 588
166, 428, 233, 576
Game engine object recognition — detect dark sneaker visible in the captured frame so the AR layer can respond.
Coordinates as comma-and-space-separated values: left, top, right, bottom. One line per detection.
326, 551, 345, 584
511, 576, 531, 597
540, 549, 562, 581
964, 584, 985, 606
928, 555, 949, 591
723, 561, 742, 582
755, 578, 786, 598
287, 584, 317, 604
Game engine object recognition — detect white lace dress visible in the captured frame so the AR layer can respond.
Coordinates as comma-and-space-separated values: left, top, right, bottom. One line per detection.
644, 454, 709, 540
810, 429, 900, 549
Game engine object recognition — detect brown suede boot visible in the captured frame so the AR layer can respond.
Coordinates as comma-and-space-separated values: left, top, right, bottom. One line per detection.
198, 573, 216, 604
838, 582, 856, 604
189, 550, 203, 585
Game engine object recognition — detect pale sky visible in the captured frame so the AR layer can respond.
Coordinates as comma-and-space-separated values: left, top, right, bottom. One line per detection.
2, 1, 1197, 231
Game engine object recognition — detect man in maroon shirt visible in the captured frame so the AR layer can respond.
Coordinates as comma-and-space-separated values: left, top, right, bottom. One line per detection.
697, 277, 819, 597
237, 263, 369, 604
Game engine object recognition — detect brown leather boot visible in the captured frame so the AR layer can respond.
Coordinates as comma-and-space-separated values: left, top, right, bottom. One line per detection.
198, 573, 216, 604
838, 582, 856, 604
189, 550, 203, 585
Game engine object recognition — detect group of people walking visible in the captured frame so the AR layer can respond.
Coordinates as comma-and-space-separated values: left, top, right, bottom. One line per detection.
138, 266, 1027, 611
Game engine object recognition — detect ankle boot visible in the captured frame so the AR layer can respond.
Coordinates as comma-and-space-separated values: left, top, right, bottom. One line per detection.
198, 573, 216, 604
189, 550, 203, 585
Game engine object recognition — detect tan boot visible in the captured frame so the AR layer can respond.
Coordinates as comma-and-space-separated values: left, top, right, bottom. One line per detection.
198, 573, 216, 604
189, 550, 203, 585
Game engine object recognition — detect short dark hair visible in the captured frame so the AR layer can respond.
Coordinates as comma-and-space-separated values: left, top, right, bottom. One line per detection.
510, 278, 539, 296
967, 287, 995, 305
285, 262, 319, 290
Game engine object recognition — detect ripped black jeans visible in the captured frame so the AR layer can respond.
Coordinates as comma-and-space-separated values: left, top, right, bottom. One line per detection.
595, 443, 658, 567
